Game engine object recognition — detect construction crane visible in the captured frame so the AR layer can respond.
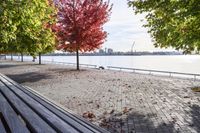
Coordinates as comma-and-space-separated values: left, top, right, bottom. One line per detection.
131, 41, 135, 53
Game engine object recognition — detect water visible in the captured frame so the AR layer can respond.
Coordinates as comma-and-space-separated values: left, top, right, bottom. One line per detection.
10, 55, 200, 74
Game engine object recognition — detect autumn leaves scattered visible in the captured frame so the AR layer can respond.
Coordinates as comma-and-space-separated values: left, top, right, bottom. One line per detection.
191, 87, 200, 92
82, 107, 133, 129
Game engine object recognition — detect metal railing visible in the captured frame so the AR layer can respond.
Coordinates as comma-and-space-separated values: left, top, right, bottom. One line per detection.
107, 66, 200, 80
44, 61, 75, 65
3, 56, 97, 69
43, 60, 97, 69
0, 54, 6, 60
4, 55, 200, 79
79, 63, 97, 68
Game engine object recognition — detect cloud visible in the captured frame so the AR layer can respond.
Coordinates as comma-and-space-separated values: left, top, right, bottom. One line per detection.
102, 0, 173, 52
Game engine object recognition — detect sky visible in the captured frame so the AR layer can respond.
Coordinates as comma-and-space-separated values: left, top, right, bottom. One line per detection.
103, 0, 174, 52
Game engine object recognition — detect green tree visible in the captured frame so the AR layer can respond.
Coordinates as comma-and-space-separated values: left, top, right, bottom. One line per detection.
0, 1, 18, 54
128, 0, 200, 53
0, 0, 56, 63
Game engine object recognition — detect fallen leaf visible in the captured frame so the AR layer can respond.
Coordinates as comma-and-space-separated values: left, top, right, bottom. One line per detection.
103, 111, 107, 115
82, 111, 96, 119
88, 101, 93, 104
123, 107, 129, 114
110, 109, 115, 114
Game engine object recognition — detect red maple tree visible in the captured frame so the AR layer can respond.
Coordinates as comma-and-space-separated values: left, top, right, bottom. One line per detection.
53, 0, 112, 70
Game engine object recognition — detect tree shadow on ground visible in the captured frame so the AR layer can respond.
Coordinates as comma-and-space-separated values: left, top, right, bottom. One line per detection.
0, 64, 25, 69
189, 104, 200, 133
0, 62, 39, 69
6, 72, 52, 83
99, 111, 175, 133
49, 68, 87, 74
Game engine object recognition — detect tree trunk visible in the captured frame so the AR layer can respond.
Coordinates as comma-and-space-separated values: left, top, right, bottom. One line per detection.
39, 53, 41, 65
76, 48, 79, 70
11, 53, 13, 61
21, 53, 23, 62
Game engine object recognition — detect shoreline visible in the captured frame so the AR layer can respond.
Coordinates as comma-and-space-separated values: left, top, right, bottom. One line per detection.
0, 60, 200, 133
3, 58, 200, 81
4, 54, 200, 77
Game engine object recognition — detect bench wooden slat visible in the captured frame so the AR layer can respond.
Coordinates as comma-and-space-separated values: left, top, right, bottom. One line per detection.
25, 87, 105, 133
1, 73, 109, 133
0, 77, 80, 133
0, 93, 30, 133
20, 87, 97, 133
0, 73, 110, 133
0, 117, 6, 133
0, 81, 56, 133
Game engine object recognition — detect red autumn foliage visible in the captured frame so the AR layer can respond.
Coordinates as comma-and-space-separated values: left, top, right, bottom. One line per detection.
52, 0, 112, 52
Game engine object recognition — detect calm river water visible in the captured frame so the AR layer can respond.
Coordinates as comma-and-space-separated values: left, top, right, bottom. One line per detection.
10, 55, 200, 74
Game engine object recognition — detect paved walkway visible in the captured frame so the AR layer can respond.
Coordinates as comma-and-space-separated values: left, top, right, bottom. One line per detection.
70, 75, 200, 133
0, 60, 200, 133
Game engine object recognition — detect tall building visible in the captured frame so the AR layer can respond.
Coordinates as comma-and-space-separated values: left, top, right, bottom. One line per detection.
99, 49, 104, 54
107, 48, 113, 54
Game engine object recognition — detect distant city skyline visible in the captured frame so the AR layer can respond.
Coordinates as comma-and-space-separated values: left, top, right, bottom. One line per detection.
103, 0, 175, 52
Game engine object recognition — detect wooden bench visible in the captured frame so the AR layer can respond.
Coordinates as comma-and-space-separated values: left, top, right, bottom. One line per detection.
0, 73, 109, 133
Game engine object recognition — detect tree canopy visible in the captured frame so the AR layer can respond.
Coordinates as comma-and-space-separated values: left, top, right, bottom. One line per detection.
53, 0, 112, 70
0, 0, 56, 56
128, 0, 200, 53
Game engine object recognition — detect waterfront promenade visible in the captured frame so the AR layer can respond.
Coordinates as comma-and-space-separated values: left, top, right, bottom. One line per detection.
0, 60, 200, 133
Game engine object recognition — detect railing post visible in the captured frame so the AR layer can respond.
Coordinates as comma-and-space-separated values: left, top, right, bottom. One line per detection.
21, 53, 23, 62
11, 53, 13, 61
39, 52, 41, 65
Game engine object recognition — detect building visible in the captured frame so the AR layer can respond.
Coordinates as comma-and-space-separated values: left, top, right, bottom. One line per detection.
99, 49, 104, 54
107, 48, 113, 54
